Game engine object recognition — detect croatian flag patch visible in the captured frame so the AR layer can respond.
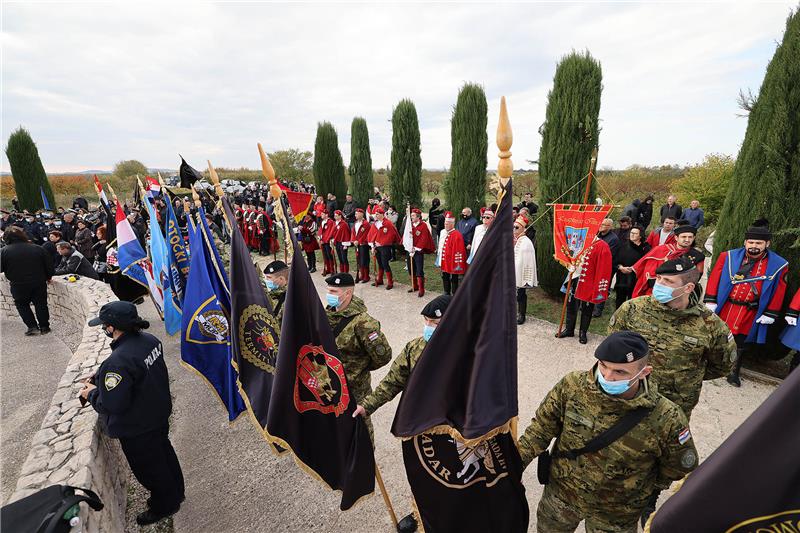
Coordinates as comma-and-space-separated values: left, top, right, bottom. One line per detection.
678, 427, 691, 445
368, 332, 379, 342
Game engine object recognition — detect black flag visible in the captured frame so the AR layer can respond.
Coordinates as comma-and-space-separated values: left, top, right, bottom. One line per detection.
179, 155, 203, 189
391, 180, 528, 532
266, 241, 375, 511
647, 368, 800, 532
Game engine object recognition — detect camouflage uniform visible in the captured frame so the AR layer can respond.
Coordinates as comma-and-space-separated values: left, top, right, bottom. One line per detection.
212, 232, 229, 271
265, 286, 287, 326
608, 294, 735, 420
326, 295, 392, 440
361, 337, 426, 415
517, 369, 697, 532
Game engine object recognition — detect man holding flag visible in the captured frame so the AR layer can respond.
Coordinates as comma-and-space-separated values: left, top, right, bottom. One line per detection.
403, 207, 435, 297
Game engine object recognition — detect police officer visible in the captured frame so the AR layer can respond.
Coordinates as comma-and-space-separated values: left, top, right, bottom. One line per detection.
263, 260, 288, 325
324, 273, 391, 440
79, 301, 184, 526
517, 332, 698, 532
609, 256, 735, 421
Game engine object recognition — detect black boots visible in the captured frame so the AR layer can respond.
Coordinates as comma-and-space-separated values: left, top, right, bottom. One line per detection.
727, 348, 745, 387
397, 513, 418, 532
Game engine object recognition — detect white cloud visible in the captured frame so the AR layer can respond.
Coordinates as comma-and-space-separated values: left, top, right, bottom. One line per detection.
1, 2, 795, 173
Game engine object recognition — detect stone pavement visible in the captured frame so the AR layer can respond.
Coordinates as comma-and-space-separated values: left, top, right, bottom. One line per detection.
131, 273, 775, 533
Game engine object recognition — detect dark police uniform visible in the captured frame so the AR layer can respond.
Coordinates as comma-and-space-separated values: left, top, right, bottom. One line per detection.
86, 302, 184, 522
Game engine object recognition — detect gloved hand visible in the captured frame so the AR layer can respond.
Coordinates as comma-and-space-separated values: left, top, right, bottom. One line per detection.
705, 302, 717, 313
755, 315, 775, 325
786, 316, 798, 327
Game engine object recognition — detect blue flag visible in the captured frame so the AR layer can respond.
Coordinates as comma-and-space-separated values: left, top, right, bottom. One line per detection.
164, 199, 189, 303
40, 186, 51, 210
180, 211, 244, 422
144, 198, 181, 335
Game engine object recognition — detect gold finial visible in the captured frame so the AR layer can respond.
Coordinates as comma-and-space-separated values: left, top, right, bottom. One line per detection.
496, 96, 513, 187
206, 160, 224, 198
191, 185, 202, 208
137, 176, 145, 195
108, 183, 118, 201
258, 143, 282, 201
157, 171, 166, 188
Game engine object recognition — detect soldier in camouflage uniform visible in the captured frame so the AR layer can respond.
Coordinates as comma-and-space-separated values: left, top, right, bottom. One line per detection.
609, 257, 735, 421
518, 332, 698, 532
262, 260, 288, 326
324, 273, 391, 441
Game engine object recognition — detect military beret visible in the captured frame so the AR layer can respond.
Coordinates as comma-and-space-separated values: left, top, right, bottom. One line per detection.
263, 260, 288, 274
745, 218, 772, 241
325, 273, 355, 287
421, 294, 452, 319
595, 331, 649, 363
655, 256, 696, 276
674, 224, 697, 236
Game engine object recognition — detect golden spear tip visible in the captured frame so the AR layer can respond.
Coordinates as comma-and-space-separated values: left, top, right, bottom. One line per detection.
496, 96, 513, 183
258, 143, 282, 201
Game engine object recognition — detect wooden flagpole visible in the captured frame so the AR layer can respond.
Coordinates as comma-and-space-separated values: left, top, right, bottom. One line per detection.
374, 462, 399, 529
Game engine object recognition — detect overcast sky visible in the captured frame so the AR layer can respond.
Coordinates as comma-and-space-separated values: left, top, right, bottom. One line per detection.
2, 2, 795, 174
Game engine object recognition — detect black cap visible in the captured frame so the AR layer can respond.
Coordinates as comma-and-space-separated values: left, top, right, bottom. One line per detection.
88, 301, 149, 329
595, 331, 649, 363
263, 260, 288, 275
655, 256, 696, 276
325, 273, 355, 287
421, 295, 452, 319
674, 223, 697, 236
745, 218, 772, 241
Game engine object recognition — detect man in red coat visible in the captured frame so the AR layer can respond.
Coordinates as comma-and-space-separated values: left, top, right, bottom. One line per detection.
646, 216, 677, 249
406, 208, 435, 297
332, 210, 351, 274
299, 214, 319, 272
367, 207, 400, 289
624, 223, 704, 298
557, 238, 612, 344
435, 211, 466, 295
245, 204, 260, 251
350, 208, 372, 283
318, 211, 336, 275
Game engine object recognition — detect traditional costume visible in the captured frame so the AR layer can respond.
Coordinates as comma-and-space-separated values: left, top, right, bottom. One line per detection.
406, 208, 435, 297
435, 212, 467, 296
557, 238, 612, 343
514, 214, 538, 324
350, 209, 372, 283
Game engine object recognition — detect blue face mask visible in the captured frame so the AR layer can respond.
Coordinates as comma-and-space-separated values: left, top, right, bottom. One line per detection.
652, 282, 685, 304
265, 279, 278, 291
326, 294, 340, 308
423, 325, 436, 342
596, 367, 644, 395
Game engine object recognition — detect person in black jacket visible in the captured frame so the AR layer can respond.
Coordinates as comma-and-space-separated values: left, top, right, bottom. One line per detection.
54, 242, 100, 279
614, 226, 651, 308
637, 195, 654, 230
42, 230, 62, 267
0, 226, 55, 335
80, 301, 184, 526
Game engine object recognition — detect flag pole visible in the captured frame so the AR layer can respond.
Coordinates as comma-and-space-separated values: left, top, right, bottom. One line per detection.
407, 203, 415, 282
374, 462, 399, 529
259, 142, 294, 264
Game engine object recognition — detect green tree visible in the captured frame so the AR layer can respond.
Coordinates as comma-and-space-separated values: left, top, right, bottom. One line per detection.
673, 154, 734, 225
313, 122, 346, 203
269, 149, 313, 183
4, 127, 54, 210
389, 99, 422, 208
444, 83, 488, 214
112, 159, 148, 179
348, 117, 374, 207
535, 50, 603, 296
714, 10, 800, 296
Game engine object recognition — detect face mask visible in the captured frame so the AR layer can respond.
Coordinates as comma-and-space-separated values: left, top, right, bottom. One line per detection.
596, 367, 644, 395
326, 294, 340, 308
423, 325, 436, 342
266, 280, 278, 291
652, 282, 686, 304
54, 222, 62, 227
103, 326, 114, 339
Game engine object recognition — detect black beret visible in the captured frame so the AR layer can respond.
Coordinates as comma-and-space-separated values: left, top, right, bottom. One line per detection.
325, 273, 355, 287
263, 260, 288, 274
655, 256, 696, 276
745, 218, 772, 241
421, 295, 452, 319
674, 224, 697, 236
595, 331, 649, 363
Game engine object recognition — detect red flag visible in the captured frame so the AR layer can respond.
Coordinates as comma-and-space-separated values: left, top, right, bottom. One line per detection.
552, 204, 613, 267
276, 183, 313, 222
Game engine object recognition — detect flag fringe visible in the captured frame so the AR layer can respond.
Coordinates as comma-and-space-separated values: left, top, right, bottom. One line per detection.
642, 474, 689, 533
397, 417, 517, 448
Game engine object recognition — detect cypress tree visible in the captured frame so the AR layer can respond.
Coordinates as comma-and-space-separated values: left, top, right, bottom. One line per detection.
313, 121, 346, 205
535, 51, 603, 296
5, 127, 55, 210
349, 117, 374, 207
715, 10, 800, 298
445, 83, 488, 215
389, 99, 422, 209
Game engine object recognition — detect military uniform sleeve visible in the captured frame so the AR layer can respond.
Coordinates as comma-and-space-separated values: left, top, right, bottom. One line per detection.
88, 362, 137, 415
607, 299, 633, 333
656, 402, 698, 488
361, 342, 414, 415
517, 376, 567, 469
703, 316, 735, 380
355, 316, 392, 371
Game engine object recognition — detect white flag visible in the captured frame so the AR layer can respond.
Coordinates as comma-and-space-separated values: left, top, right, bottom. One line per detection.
402, 203, 414, 253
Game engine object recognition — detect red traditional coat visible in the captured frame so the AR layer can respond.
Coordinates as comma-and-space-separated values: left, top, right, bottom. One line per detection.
299, 215, 320, 253
257, 210, 279, 254
788, 287, 800, 320
368, 219, 401, 247
313, 201, 326, 219
631, 243, 705, 298
436, 228, 466, 275
245, 209, 261, 248
646, 230, 676, 249
412, 221, 435, 254
318, 218, 335, 245
706, 252, 787, 335
331, 220, 351, 244
573, 239, 612, 303
351, 220, 372, 245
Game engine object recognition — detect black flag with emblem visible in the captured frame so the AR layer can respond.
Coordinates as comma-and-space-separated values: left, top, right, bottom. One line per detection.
646, 368, 800, 533
265, 240, 375, 510
391, 180, 528, 532
222, 197, 280, 438
179, 155, 203, 189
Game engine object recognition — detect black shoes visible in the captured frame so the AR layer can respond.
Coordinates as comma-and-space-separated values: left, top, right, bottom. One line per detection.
397, 513, 418, 533
40, 327, 51, 335
517, 314, 526, 325
579, 331, 588, 344
132, 296, 145, 305
727, 372, 741, 387
136, 505, 180, 526
556, 330, 574, 338
24, 327, 39, 336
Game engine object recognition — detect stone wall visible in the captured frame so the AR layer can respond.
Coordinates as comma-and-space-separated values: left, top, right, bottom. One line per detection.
1, 278, 128, 533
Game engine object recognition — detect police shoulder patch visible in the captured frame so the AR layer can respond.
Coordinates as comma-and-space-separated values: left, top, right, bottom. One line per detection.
104, 372, 122, 391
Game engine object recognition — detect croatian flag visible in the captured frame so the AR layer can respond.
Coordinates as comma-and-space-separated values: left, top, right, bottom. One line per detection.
144, 195, 181, 335
93, 175, 109, 208
114, 199, 163, 315
145, 176, 161, 198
